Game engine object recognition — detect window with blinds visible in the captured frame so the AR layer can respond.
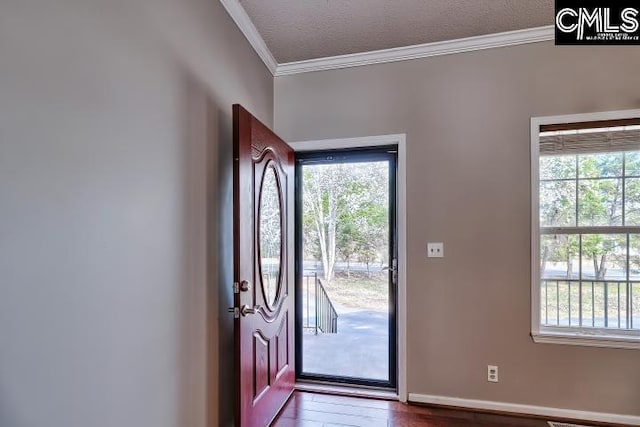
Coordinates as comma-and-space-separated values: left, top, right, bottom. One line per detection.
532, 112, 640, 348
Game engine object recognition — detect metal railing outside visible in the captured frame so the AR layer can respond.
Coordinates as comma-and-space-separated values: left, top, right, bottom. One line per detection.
302, 272, 338, 334
541, 279, 640, 329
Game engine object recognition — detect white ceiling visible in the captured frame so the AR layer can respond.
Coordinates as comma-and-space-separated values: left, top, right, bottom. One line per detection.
238, 0, 554, 63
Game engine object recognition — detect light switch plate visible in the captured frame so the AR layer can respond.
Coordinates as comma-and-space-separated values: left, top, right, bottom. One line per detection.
427, 242, 444, 258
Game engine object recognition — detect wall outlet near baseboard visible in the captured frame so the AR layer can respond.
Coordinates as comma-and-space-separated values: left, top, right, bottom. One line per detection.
487, 365, 498, 382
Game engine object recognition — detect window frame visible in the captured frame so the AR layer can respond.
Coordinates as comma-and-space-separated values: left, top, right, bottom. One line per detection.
531, 109, 640, 350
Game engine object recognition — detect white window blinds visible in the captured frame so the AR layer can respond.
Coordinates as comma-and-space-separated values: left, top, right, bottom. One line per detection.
539, 120, 640, 155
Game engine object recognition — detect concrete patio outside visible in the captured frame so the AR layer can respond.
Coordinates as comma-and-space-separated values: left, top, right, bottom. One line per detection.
302, 304, 390, 381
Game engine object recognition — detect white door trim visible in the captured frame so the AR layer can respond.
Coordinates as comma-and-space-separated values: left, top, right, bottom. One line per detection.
289, 134, 408, 403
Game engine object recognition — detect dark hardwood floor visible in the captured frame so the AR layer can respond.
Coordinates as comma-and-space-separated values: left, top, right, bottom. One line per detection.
272, 391, 553, 427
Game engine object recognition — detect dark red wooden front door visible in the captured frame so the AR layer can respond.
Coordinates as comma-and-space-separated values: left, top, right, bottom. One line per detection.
233, 104, 295, 427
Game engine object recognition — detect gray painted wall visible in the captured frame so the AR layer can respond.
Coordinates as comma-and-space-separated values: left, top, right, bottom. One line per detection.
3, 1, 639, 422
0, 0, 272, 426
274, 42, 640, 416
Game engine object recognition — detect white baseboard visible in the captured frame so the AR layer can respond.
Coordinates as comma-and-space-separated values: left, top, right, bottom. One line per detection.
408, 393, 640, 426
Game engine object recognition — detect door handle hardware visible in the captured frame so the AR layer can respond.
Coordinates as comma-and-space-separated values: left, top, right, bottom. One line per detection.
382, 258, 397, 272
382, 258, 398, 285
240, 304, 262, 316
233, 280, 252, 293
228, 303, 261, 318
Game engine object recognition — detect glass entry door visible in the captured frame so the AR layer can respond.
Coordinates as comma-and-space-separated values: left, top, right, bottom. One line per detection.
295, 146, 397, 388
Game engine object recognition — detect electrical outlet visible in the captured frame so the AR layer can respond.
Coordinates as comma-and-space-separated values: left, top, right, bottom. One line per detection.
427, 242, 444, 258
487, 365, 498, 383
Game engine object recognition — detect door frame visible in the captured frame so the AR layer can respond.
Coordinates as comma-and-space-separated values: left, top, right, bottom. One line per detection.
294, 146, 398, 390
288, 134, 407, 403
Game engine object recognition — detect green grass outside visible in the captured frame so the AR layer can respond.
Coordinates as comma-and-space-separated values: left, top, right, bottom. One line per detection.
323, 273, 389, 312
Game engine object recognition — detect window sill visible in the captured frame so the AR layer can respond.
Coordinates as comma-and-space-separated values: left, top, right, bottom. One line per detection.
532, 330, 640, 350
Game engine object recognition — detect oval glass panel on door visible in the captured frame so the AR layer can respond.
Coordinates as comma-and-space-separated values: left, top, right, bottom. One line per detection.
259, 163, 283, 310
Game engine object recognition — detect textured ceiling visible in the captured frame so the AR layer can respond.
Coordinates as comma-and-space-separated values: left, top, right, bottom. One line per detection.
239, 0, 554, 63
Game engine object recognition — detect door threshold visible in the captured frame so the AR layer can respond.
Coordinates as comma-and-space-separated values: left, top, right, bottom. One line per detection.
295, 381, 399, 401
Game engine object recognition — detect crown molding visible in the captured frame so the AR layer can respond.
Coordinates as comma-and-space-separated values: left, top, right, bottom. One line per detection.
274, 25, 555, 76
219, 0, 277, 74
219, 0, 555, 78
